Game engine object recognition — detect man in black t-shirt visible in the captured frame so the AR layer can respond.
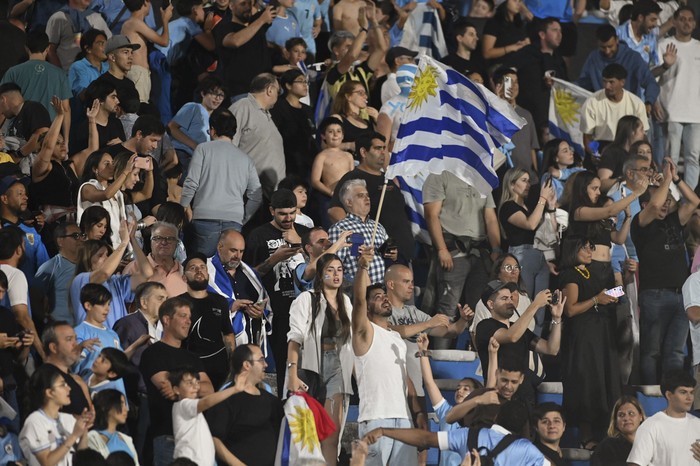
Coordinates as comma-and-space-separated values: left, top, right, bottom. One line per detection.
631, 158, 700, 384
244, 189, 309, 395
214, 0, 274, 97
75, 80, 126, 153
439, 19, 485, 80
205, 344, 283, 465
533, 402, 567, 466
475, 280, 562, 404
180, 253, 235, 388
139, 297, 214, 466
95, 35, 141, 105
0, 82, 51, 158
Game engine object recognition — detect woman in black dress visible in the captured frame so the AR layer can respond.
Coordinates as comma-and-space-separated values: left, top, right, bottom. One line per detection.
558, 235, 621, 449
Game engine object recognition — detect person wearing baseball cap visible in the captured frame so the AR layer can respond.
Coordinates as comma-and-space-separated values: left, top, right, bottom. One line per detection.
94, 35, 141, 106
0, 174, 50, 278
379, 46, 418, 105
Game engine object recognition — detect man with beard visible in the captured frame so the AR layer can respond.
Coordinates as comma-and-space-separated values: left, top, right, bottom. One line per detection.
352, 248, 420, 466
207, 229, 272, 358
215, 0, 275, 98
0, 175, 49, 279
244, 188, 308, 395
180, 253, 236, 388
475, 280, 562, 405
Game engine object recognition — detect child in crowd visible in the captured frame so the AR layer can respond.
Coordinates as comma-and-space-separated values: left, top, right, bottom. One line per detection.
311, 117, 355, 198
468, 0, 495, 18
280, 176, 315, 228
87, 347, 132, 398
170, 369, 247, 466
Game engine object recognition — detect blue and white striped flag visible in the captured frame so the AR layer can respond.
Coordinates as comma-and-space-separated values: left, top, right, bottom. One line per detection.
548, 77, 592, 157
386, 55, 526, 241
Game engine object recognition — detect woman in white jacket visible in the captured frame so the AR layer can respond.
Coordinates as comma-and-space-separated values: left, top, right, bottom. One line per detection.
286, 253, 353, 466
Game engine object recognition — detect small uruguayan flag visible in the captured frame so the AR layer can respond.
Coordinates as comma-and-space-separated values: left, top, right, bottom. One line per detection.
548, 77, 592, 157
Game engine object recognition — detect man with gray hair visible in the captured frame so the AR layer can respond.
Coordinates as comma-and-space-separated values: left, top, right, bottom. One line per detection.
329, 178, 395, 286
229, 72, 285, 197
124, 221, 187, 296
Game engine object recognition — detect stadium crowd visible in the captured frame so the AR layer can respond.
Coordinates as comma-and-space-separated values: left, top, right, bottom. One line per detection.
0, 0, 699, 465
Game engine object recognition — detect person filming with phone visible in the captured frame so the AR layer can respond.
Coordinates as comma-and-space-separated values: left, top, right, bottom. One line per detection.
631, 157, 700, 385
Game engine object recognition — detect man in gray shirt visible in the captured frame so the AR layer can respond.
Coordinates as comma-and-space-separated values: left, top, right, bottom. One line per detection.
180, 108, 262, 256
229, 72, 285, 198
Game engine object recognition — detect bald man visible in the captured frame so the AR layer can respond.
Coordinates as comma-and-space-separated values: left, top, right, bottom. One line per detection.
385, 265, 475, 441
206, 229, 273, 355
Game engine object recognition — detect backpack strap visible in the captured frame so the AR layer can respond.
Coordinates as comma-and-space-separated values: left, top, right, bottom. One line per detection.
488, 434, 518, 460
109, 4, 129, 31
466, 427, 481, 453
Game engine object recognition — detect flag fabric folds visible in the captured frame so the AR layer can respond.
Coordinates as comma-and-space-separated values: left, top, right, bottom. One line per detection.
386, 55, 526, 196
399, 4, 448, 59
275, 393, 334, 466
548, 77, 592, 156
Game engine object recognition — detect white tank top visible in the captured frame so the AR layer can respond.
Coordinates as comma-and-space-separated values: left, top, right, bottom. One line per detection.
355, 322, 412, 422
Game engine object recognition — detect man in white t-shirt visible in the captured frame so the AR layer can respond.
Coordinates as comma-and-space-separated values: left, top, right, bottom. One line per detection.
627, 369, 700, 466
657, 6, 700, 189
681, 268, 700, 409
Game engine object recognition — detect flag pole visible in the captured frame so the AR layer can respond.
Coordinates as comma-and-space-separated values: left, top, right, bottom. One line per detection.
369, 177, 389, 248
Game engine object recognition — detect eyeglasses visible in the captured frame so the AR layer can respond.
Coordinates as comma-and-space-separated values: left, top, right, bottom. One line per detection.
152, 236, 178, 244
60, 232, 87, 240
293, 79, 309, 85
501, 265, 521, 272
351, 89, 368, 96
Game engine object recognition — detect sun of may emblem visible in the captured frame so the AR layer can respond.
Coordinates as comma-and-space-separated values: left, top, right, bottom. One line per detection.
554, 88, 581, 127
407, 65, 439, 111
289, 405, 320, 451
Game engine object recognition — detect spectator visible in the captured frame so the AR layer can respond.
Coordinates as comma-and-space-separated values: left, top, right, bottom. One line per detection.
0, 226, 44, 359
107, 151, 155, 229
74, 80, 125, 153
214, 0, 275, 98
596, 115, 646, 191
168, 76, 226, 174
499, 168, 555, 300
266, 0, 299, 51
70, 226, 153, 328
522, 0, 585, 68
590, 395, 645, 466
311, 116, 355, 199
559, 235, 621, 447
580, 64, 648, 167
330, 133, 415, 264
180, 108, 262, 256
290, 0, 321, 57
1, 30, 71, 140
576, 25, 659, 111
439, 19, 484, 78
88, 389, 139, 463
138, 297, 214, 466
615, 0, 662, 66
85, 347, 132, 398
205, 344, 283, 466
379, 46, 417, 105
481, 0, 530, 63
46, 0, 112, 71
0, 174, 50, 278
351, 249, 420, 466
244, 188, 309, 394
331, 80, 378, 153
682, 265, 700, 409
121, 0, 174, 103
294, 227, 352, 294
124, 222, 187, 297
332, 0, 365, 35
632, 158, 699, 384
8, 0, 64, 32
229, 73, 285, 197
627, 370, 700, 466
34, 223, 85, 326
179, 253, 236, 389
68, 29, 109, 100
80, 205, 113, 243
377, 64, 416, 151
270, 68, 317, 177
540, 139, 586, 201
206, 229, 272, 352
95, 35, 141, 107
532, 402, 567, 465
279, 175, 314, 228
19, 365, 91, 465
286, 253, 353, 464
657, 6, 700, 188
0, 82, 51, 160
41, 321, 92, 415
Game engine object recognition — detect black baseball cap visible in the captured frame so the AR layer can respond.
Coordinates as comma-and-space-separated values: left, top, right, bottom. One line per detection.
481, 280, 518, 307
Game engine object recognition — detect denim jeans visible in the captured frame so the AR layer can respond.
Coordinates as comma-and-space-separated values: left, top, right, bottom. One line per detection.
153, 435, 175, 466
193, 219, 242, 257
638, 289, 689, 384
667, 122, 700, 189
358, 418, 417, 466
509, 244, 550, 335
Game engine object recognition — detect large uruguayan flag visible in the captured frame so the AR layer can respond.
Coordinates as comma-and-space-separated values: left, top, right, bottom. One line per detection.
548, 77, 592, 156
386, 55, 526, 241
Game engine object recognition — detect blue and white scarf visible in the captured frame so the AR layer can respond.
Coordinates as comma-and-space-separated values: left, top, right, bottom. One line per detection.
207, 254, 273, 356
